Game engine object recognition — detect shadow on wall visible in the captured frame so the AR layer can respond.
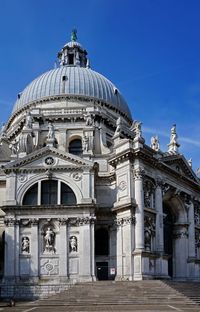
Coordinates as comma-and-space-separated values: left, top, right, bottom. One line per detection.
0, 231, 72, 300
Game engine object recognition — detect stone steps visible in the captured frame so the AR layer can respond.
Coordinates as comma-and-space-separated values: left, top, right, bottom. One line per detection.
36, 280, 198, 307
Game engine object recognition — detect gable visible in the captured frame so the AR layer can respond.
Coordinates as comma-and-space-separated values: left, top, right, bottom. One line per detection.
161, 154, 199, 183
2, 146, 94, 172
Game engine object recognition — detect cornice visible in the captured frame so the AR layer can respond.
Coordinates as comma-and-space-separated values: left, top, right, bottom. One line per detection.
2, 203, 96, 213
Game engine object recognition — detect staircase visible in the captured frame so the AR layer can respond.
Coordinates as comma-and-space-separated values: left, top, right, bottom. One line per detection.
23, 280, 200, 311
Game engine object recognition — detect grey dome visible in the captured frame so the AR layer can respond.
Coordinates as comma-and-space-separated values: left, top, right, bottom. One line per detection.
12, 66, 131, 119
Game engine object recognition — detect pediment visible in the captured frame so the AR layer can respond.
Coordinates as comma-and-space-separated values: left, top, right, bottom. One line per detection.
2, 146, 94, 172
161, 154, 199, 183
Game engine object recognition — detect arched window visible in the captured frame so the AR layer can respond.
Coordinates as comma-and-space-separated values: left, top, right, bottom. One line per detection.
23, 183, 38, 205
23, 180, 76, 206
41, 180, 57, 205
69, 139, 82, 156
61, 183, 76, 205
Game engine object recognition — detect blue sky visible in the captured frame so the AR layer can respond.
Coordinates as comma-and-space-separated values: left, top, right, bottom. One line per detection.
0, 0, 200, 170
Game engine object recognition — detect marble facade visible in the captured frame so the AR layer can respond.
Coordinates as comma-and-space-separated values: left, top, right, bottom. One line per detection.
0, 32, 200, 297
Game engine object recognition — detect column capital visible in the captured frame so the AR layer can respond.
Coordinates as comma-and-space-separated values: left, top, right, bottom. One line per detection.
115, 216, 135, 226
30, 218, 39, 226
155, 176, 164, 188
133, 167, 145, 180
58, 218, 69, 226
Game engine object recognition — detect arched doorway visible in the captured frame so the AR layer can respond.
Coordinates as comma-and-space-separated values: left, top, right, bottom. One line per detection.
163, 195, 188, 279
95, 228, 109, 280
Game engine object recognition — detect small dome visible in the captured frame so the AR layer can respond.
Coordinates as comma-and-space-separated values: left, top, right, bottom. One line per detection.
12, 66, 131, 119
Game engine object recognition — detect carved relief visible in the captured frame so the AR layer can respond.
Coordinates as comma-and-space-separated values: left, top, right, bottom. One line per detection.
40, 259, 59, 276
118, 180, 127, 191
18, 173, 28, 183
21, 236, 30, 254
69, 236, 78, 252
71, 172, 82, 181
44, 156, 55, 166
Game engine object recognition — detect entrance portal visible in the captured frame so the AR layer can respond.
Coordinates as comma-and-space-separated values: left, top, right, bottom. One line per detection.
96, 262, 108, 280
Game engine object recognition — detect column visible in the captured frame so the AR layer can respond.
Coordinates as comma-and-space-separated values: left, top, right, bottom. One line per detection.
155, 178, 164, 252
15, 220, 20, 278
90, 217, 96, 280
116, 219, 123, 279
188, 200, 195, 258
4, 218, 15, 279
134, 168, 144, 250
79, 217, 92, 281
59, 218, 68, 278
30, 219, 39, 278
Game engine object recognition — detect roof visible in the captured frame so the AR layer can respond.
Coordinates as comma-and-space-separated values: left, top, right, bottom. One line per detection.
12, 66, 132, 119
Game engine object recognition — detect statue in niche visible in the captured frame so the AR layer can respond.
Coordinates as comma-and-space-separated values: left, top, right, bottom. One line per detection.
144, 217, 155, 251
69, 236, 77, 252
44, 227, 55, 253
47, 122, 55, 140
21, 237, 30, 253
151, 136, 160, 151
24, 112, 32, 129
82, 135, 89, 152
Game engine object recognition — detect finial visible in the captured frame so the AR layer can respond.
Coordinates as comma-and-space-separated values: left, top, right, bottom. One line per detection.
71, 29, 77, 42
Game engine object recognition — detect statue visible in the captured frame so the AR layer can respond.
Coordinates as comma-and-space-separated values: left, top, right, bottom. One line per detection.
84, 112, 94, 126
144, 217, 155, 251
69, 236, 77, 252
24, 112, 32, 129
82, 135, 89, 152
21, 237, 30, 253
47, 122, 55, 140
71, 29, 77, 42
44, 227, 55, 252
168, 124, 180, 154
114, 117, 122, 135
188, 158, 192, 167
0, 123, 6, 138
130, 120, 142, 139
9, 140, 18, 155
151, 136, 160, 151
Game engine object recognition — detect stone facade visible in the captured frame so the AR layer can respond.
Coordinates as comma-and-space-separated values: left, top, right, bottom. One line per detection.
0, 32, 200, 297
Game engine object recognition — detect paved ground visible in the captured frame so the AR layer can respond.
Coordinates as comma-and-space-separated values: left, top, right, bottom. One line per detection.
0, 303, 200, 312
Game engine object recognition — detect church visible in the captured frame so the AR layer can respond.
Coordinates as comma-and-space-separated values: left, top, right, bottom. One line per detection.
0, 30, 200, 298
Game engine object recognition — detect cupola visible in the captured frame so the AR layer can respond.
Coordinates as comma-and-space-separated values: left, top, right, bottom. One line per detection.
57, 29, 89, 68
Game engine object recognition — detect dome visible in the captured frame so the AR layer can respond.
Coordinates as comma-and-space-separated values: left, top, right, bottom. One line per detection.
11, 31, 132, 120
13, 66, 131, 119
